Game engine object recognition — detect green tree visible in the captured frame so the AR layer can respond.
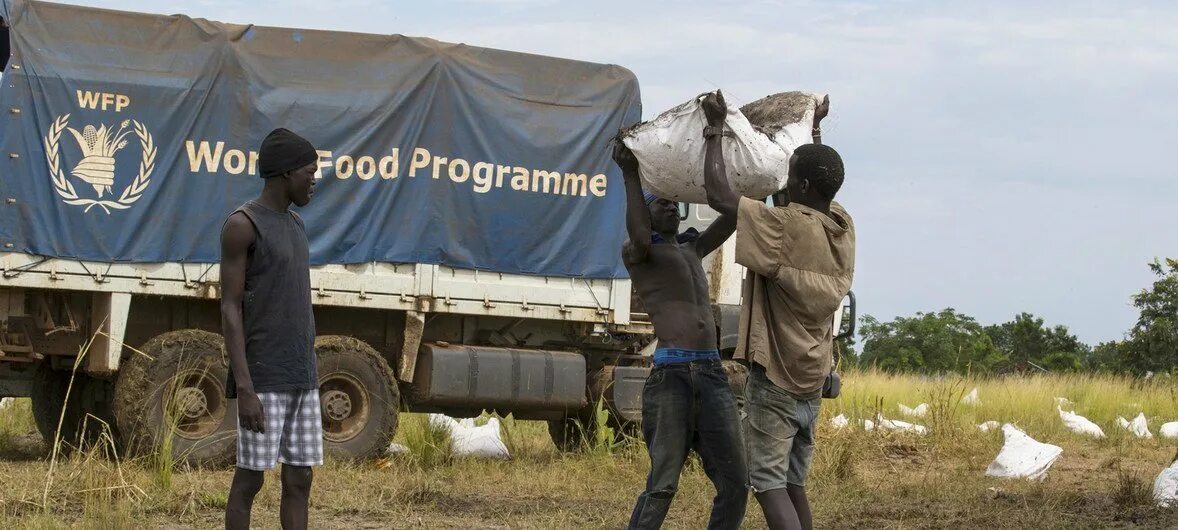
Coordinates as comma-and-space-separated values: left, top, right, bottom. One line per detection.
1041, 351, 1083, 372
835, 333, 858, 369
984, 313, 1090, 371
1085, 341, 1125, 372
1119, 258, 1178, 375
859, 309, 1004, 373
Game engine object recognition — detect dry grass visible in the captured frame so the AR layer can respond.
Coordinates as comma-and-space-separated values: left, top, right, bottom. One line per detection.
0, 370, 1176, 528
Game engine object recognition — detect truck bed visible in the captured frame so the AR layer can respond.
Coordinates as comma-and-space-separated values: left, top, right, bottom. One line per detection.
0, 252, 632, 325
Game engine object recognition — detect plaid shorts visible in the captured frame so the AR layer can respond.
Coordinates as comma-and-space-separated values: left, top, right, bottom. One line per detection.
236, 389, 324, 471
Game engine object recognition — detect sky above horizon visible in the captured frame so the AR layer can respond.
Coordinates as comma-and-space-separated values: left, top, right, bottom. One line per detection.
64, 0, 1178, 344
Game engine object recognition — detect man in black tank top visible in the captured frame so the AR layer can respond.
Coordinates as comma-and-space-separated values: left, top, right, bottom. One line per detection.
221, 128, 320, 530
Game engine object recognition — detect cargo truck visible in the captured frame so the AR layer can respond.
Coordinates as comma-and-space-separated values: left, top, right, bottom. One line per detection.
0, 0, 853, 465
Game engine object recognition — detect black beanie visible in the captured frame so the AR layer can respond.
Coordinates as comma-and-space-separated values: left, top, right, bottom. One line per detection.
258, 128, 318, 179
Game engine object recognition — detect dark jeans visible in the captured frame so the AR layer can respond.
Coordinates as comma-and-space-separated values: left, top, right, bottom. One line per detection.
627, 360, 748, 530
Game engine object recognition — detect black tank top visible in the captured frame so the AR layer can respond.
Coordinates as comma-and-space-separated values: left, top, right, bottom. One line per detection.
225, 201, 317, 398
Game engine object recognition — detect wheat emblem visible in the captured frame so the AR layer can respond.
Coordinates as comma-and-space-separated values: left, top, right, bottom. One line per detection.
43, 114, 156, 214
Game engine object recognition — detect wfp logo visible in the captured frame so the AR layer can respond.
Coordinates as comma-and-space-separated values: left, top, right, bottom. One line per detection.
41, 91, 156, 214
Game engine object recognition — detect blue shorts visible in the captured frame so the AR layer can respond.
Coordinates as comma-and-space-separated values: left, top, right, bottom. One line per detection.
652, 347, 720, 366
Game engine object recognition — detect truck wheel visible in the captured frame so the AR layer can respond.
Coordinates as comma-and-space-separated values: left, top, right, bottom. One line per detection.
31, 362, 81, 449
548, 415, 590, 452
315, 336, 399, 460
547, 407, 629, 453
30, 363, 117, 452
113, 330, 237, 468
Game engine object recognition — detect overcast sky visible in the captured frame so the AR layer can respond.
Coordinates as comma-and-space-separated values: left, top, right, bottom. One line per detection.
68, 0, 1178, 344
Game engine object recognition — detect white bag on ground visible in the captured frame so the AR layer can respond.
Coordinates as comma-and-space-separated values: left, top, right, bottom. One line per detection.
427, 414, 511, 459
1130, 413, 1154, 439
1155, 456, 1178, 508
0, 397, 12, 409
1160, 422, 1178, 439
1117, 416, 1131, 429
978, 421, 1001, 433
876, 415, 929, 435
898, 403, 929, 418
862, 419, 876, 431
1058, 406, 1106, 438
985, 424, 1063, 481
831, 414, 849, 430
621, 91, 824, 204
450, 417, 510, 459
962, 388, 981, 406
429, 413, 458, 432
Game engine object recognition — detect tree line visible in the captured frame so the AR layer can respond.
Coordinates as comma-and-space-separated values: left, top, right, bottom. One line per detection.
844, 259, 1178, 376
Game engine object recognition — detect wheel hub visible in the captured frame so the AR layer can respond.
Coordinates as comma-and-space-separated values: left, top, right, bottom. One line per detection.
177, 387, 209, 419
319, 372, 370, 443
168, 368, 227, 440
323, 389, 353, 421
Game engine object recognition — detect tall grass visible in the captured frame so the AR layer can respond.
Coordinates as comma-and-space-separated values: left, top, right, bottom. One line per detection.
75, 420, 138, 528
396, 413, 453, 468
0, 398, 35, 449
827, 368, 1178, 442
2, 367, 1175, 527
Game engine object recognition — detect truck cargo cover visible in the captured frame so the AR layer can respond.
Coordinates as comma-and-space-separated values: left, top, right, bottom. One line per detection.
0, 0, 641, 278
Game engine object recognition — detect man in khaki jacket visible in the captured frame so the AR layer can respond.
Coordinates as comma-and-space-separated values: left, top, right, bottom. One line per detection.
700, 91, 855, 530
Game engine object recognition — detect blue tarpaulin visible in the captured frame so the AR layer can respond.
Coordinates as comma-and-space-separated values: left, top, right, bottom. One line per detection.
0, 0, 641, 278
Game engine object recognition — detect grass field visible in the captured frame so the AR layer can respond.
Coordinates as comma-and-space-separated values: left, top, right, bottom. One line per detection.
1, 369, 1176, 529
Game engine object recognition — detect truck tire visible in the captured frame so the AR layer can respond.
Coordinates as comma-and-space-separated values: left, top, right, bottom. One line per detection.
315, 336, 399, 460
30, 363, 118, 452
547, 407, 629, 453
31, 362, 81, 449
547, 414, 591, 452
113, 330, 237, 468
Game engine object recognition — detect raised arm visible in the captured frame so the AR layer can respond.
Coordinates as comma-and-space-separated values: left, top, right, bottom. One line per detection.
701, 91, 739, 219
614, 143, 652, 264
773, 95, 831, 206
220, 212, 265, 433
694, 90, 740, 257
812, 95, 830, 145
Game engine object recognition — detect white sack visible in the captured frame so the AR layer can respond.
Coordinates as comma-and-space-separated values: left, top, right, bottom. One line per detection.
1130, 413, 1154, 439
831, 414, 849, 430
622, 91, 823, 204
1155, 457, 1178, 508
962, 388, 981, 406
0, 397, 12, 409
978, 421, 1001, 433
387, 442, 410, 455
450, 417, 510, 459
1116, 413, 1154, 438
1160, 422, 1178, 439
427, 414, 510, 459
898, 403, 929, 418
985, 424, 1063, 481
863, 419, 876, 431
429, 413, 459, 432
1058, 407, 1106, 438
877, 415, 929, 435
